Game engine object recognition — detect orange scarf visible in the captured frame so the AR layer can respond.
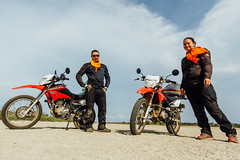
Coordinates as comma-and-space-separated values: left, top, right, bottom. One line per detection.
91, 60, 101, 72
186, 47, 208, 63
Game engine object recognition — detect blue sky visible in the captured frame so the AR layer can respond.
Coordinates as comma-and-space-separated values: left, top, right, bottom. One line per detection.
132, 0, 218, 30
1, 0, 240, 124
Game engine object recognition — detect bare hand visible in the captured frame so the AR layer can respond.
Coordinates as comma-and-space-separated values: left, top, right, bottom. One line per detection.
180, 88, 185, 95
103, 88, 107, 92
204, 78, 211, 87
88, 84, 92, 91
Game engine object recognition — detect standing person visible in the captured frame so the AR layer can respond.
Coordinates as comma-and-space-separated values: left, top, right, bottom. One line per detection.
180, 37, 238, 143
76, 50, 111, 132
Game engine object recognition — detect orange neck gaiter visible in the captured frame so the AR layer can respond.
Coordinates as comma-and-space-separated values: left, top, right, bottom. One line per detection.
91, 60, 101, 72
186, 47, 208, 63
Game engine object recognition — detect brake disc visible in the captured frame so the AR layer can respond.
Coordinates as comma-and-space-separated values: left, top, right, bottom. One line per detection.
15, 106, 33, 119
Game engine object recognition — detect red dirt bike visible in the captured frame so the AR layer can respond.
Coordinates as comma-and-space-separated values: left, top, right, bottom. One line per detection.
130, 68, 186, 135
1, 68, 95, 129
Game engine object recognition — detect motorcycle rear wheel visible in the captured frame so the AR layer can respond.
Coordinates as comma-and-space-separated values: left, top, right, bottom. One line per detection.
73, 106, 95, 129
1, 95, 42, 129
130, 98, 148, 135
166, 109, 181, 135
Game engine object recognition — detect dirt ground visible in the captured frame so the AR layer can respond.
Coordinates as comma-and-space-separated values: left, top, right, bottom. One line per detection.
0, 121, 239, 160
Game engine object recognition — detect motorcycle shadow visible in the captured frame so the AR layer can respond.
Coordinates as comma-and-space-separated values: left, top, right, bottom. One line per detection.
116, 130, 226, 142
28, 126, 78, 130
116, 129, 170, 136
177, 134, 227, 142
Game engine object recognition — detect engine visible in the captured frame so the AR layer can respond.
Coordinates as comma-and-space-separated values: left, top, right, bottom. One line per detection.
149, 104, 168, 123
50, 100, 70, 119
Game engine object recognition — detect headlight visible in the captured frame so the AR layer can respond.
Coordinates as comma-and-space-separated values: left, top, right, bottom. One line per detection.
144, 75, 160, 88
39, 74, 54, 85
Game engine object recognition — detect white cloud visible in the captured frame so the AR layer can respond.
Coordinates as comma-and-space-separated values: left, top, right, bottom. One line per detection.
118, 114, 125, 119
0, 0, 186, 122
1, 0, 185, 68
194, 0, 240, 123
1, 0, 239, 123
196, 0, 240, 74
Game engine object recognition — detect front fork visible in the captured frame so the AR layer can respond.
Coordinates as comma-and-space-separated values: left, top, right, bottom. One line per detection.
142, 90, 156, 124
22, 85, 51, 117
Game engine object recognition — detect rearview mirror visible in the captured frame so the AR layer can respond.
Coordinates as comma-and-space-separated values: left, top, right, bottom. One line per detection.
65, 67, 70, 74
136, 68, 141, 74
172, 69, 179, 76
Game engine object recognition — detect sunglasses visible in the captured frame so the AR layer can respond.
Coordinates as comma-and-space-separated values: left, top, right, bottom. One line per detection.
92, 55, 100, 57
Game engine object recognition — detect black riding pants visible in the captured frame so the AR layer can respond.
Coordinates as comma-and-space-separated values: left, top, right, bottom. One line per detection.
86, 87, 106, 129
185, 83, 236, 136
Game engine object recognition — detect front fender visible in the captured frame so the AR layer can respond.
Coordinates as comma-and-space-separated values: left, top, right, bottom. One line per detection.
136, 87, 154, 94
13, 85, 45, 91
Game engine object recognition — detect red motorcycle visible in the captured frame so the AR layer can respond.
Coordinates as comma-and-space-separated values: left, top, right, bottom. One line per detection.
130, 68, 186, 135
1, 68, 95, 129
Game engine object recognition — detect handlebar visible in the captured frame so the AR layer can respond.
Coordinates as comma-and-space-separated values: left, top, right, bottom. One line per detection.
135, 76, 176, 84
58, 77, 69, 81
135, 76, 145, 81
54, 75, 69, 82
165, 79, 176, 84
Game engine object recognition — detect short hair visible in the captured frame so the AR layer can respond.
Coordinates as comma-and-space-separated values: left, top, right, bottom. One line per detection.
91, 50, 99, 56
183, 37, 196, 44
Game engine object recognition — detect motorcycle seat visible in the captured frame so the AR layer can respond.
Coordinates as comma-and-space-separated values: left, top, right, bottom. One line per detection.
163, 84, 180, 91
71, 93, 86, 100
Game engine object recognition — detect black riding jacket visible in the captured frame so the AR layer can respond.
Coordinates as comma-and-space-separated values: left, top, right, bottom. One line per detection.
181, 50, 212, 89
76, 62, 110, 88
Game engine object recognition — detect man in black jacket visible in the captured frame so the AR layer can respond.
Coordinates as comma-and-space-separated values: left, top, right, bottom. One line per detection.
76, 50, 111, 132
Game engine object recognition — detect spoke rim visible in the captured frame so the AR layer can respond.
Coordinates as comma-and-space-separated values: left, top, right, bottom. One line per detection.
136, 102, 147, 132
5, 98, 40, 127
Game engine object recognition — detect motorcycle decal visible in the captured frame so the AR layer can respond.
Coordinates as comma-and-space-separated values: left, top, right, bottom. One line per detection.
49, 85, 67, 91
163, 90, 181, 94
171, 99, 181, 107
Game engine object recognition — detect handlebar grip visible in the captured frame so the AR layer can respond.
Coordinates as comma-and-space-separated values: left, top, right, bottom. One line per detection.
170, 80, 176, 84
65, 78, 69, 80
166, 79, 176, 84
135, 77, 145, 81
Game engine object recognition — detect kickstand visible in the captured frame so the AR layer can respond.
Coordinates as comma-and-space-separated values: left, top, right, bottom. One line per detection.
65, 117, 71, 131
171, 125, 178, 136
170, 123, 178, 136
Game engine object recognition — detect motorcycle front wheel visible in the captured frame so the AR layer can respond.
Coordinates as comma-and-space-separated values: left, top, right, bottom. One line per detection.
1, 95, 42, 129
130, 98, 148, 135
73, 106, 96, 129
166, 109, 181, 135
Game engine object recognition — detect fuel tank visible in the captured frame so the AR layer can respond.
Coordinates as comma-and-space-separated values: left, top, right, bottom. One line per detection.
163, 84, 181, 103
